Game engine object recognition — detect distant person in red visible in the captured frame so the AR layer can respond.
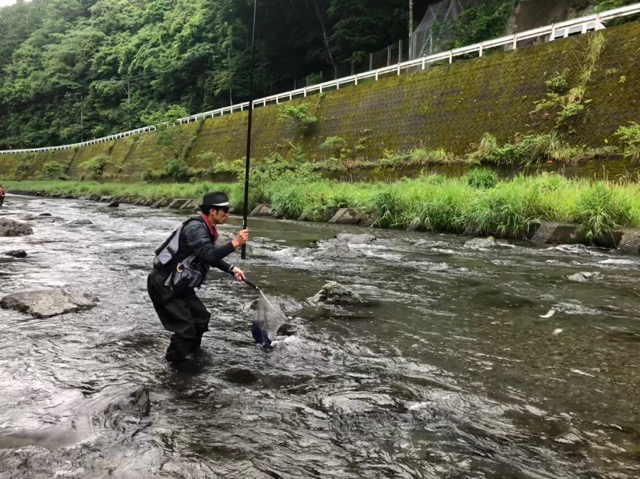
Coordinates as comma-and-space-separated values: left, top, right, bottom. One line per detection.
0, 184, 5, 207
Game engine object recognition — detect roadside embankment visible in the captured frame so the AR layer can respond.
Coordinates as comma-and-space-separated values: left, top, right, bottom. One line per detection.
1, 21, 639, 183
5, 172, 640, 254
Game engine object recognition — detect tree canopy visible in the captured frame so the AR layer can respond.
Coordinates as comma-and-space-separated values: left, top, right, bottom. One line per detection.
0, 0, 622, 149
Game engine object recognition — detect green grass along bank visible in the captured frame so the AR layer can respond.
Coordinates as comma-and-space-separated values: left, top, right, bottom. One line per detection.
5, 171, 640, 254
1, 21, 640, 182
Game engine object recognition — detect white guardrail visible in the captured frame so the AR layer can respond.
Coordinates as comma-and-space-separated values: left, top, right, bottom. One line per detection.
1, 3, 639, 155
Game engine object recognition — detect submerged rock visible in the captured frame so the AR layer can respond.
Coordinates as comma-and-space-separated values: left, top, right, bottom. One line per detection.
0, 289, 97, 318
315, 240, 364, 259
308, 281, 366, 305
322, 391, 396, 413
104, 386, 151, 418
4, 249, 27, 258
0, 218, 33, 237
464, 237, 497, 248
335, 233, 376, 244
67, 219, 94, 226
22, 213, 65, 223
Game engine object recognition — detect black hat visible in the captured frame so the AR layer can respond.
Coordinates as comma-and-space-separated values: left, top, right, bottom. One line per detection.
200, 191, 230, 209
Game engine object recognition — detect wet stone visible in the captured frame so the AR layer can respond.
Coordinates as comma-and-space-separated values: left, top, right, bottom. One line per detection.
329, 208, 363, 225
167, 199, 189, 209
566, 272, 602, 283
0, 218, 33, 237
0, 289, 98, 318
250, 204, 273, 216
308, 281, 366, 305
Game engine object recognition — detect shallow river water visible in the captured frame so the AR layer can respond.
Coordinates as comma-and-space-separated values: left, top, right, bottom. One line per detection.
0, 194, 639, 479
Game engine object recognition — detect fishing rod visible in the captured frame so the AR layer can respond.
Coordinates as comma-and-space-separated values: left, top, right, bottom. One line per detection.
241, 0, 258, 260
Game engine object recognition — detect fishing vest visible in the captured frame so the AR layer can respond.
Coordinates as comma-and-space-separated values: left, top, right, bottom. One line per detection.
153, 218, 209, 292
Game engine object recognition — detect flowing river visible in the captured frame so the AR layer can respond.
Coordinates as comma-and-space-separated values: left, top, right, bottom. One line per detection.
0, 194, 639, 479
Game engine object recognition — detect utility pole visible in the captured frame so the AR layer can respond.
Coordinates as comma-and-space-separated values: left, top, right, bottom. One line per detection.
75, 93, 84, 142
80, 94, 84, 142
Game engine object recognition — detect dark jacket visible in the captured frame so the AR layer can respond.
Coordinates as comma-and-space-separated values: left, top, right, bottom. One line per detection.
153, 217, 236, 281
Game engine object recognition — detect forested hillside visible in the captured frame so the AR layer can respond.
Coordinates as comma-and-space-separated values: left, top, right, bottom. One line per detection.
0, 0, 634, 149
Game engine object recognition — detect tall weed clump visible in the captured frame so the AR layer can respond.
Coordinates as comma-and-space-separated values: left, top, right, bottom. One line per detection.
465, 168, 498, 189
524, 173, 575, 220
366, 187, 406, 228
405, 183, 471, 233
468, 131, 572, 164
574, 181, 633, 243
465, 180, 539, 238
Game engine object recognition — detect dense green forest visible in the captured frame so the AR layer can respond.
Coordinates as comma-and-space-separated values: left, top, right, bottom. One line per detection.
0, 0, 634, 149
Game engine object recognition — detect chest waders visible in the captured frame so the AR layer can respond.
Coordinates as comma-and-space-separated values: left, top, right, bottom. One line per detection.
148, 218, 214, 364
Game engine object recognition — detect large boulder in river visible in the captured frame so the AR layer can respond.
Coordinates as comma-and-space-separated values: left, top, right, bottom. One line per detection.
0, 218, 33, 237
0, 289, 97, 318
308, 281, 366, 305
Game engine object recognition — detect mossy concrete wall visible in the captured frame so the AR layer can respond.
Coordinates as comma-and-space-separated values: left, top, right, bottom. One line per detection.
1, 21, 639, 181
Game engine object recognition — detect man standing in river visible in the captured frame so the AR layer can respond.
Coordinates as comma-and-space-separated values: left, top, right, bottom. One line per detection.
148, 191, 249, 365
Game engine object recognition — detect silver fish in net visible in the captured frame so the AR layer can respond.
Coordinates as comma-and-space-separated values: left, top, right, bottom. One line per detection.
251, 293, 287, 349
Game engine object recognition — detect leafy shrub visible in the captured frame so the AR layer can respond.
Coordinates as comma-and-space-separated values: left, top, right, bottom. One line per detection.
278, 103, 317, 126
78, 155, 110, 179
320, 136, 348, 158
165, 159, 191, 182
466, 168, 498, 189
196, 151, 219, 164
15, 159, 32, 179
544, 72, 569, 93
42, 161, 67, 179
614, 122, 640, 160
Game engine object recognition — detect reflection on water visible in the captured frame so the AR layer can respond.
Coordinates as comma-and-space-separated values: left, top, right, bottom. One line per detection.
0, 194, 639, 478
